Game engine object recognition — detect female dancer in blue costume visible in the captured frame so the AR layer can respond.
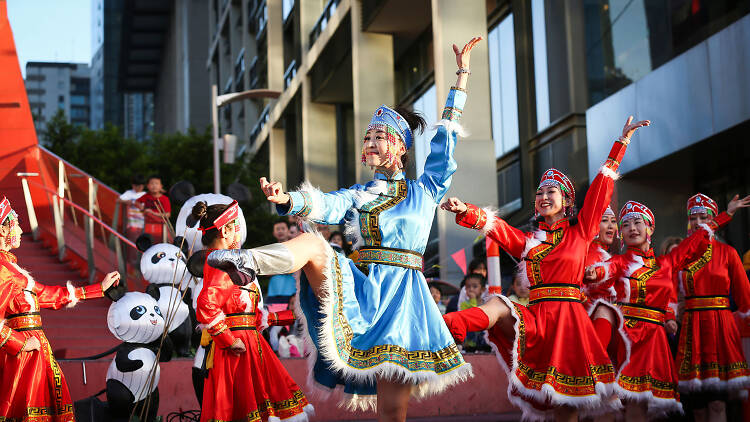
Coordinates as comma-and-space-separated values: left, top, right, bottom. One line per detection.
206, 37, 482, 421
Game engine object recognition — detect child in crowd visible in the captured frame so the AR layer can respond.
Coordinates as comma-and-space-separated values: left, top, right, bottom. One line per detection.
136, 175, 171, 242
507, 270, 529, 306
117, 175, 145, 265
459, 273, 490, 352
428, 282, 447, 315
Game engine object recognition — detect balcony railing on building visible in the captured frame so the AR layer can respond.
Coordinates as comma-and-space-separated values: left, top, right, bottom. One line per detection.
248, 55, 268, 90
282, 0, 294, 24
309, 0, 341, 47
249, 104, 270, 145
254, 1, 267, 42
283, 60, 297, 89
234, 49, 245, 92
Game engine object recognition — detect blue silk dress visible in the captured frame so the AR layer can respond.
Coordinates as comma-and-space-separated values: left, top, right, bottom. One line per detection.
279, 88, 471, 410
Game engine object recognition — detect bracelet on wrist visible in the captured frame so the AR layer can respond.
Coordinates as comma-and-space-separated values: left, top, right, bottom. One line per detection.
456, 68, 471, 75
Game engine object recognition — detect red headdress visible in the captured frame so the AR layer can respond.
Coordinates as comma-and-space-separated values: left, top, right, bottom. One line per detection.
686, 193, 718, 217
619, 200, 655, 228
0, 197, 17, 225
538, 168, 575, 202
198, 201, 239, 232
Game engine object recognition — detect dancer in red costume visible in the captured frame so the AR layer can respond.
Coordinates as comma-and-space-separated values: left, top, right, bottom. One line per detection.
674, 193, 750, 422
441, 117, 650, 421
0, 197, 120, 421
192, 201, 313, 422
584, 199, 739, 420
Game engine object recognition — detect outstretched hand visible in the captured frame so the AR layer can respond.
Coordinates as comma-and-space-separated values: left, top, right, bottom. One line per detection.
727, 194, 750, 216
453, 36, 483, 70
101, 271, 120, 291
260, 177, 290, 205
440, 197, 468, 214
621, 116, 650, 142
584, 267, 597, 281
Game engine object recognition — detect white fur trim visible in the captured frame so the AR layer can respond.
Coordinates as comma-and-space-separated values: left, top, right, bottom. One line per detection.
599, 166, 620, 180
619, 255, 645, 303
11, 262, 37, 311
65, 281, 79, 308
259, 308, 270, 331
586, 262, 612, 290
698, 222, 715, 239
515, 231, 546, 289
484, 294, 620, 421
267, 403, 314, 422
736, 309, 750, 319
481, 207, 499, 235
294, 234, 473, 411
432, 119, 469, 138
296, 181, 325, 221
679, 375, 750, 393
668, 302, 678, 316
614, 383, 683, 418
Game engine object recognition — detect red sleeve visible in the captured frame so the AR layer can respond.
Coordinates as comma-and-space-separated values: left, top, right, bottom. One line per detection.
0, 264, 26, 355
727, 247, 750, 317
578, 140, 627, 241
136, 194, 149, 205
35, 282, 104, 310
663, 227, 712, 270
456, 203, 527, 258
196, 268, 235, 348
666, 281, 678, 321
0, 325, 27, 355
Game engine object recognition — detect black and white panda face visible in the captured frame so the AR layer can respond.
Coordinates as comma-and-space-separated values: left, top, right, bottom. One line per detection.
107, 292, 166, 343
140, 243, 192, 291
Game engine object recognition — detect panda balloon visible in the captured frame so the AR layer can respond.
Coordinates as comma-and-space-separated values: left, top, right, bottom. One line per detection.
105, 286, 173, 422
137, 236, 194, 357
175, 194, 248, 405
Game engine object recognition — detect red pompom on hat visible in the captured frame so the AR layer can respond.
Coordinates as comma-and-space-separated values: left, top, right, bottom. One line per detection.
686, 193, 718, 217
619, 200, 655, 228
537, 168, 575, 202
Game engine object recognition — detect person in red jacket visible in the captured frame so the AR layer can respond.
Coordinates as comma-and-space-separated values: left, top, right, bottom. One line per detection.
674, 193, 750, 422
585, 200, 740, 420
0, 196, 120, 421
192, 200, 313, 422
136, 175, 171, 242
440, 117, 649, 421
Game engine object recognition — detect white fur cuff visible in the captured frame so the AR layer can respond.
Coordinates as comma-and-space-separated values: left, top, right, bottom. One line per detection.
65, 281, 80, 308
432, 119, 469, 138
600, 166, 620, 180
481, 206, 499, 235
698, 223, 715, 239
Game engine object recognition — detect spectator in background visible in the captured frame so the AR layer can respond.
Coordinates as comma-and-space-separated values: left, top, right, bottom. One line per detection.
288, 224, 300, 239
428, 282, 447, 315
660, 236, 683, 256
117, 175, 145, 265
136, 175, 171, 242
328, 231, 350, 256
458, 273, 490, 352
446, 257, 488, 313
507, 270, 529, 307
266, 220, 296, 302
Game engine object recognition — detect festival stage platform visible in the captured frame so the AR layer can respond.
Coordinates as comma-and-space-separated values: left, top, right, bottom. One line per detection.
60, 353, 520, 420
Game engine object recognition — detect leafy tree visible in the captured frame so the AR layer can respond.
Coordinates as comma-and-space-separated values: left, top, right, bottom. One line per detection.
41, 112, 281, 248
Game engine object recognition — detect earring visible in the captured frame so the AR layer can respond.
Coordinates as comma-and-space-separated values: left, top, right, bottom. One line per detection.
361, 150, 367, 166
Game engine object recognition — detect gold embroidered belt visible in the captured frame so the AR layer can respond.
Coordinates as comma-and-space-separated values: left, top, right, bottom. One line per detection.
685, 295, 730, 311
618, 303, 665, 325
225, 312, 256, 331
528, 283, 582, 305
358, 247, 423, 270
6, 312, 43, 331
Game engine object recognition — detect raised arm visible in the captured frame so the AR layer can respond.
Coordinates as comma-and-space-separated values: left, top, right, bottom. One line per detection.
261, 177, 357, 225
35, 271, 118, 310
578, 117, 649, 240
442, 198, 527, 258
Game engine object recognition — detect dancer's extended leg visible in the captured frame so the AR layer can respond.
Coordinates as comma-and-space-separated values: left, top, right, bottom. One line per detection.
443, 296, 515, 343
376, 379, 411, 422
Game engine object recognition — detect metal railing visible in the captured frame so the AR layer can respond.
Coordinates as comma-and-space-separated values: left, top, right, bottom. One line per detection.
309, 0, 341, 47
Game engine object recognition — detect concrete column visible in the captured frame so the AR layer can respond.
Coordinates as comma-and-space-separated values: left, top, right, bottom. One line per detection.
267, 0, 287, 187
431, 0, 497, 282
300, 82, 337, 191
351, 0, 395, 184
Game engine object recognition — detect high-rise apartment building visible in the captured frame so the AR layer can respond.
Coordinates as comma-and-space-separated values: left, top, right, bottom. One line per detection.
209, 0, 750, 283
25, 62, 92, 132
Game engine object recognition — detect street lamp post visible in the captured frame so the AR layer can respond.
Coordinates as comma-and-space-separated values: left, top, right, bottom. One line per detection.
211, 84, 281, 193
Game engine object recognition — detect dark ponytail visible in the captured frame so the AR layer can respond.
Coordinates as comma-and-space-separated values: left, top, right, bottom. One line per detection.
393, 106, 427, 167
191, 201, 231, 246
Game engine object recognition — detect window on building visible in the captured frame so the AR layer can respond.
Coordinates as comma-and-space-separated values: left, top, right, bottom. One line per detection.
497, 161, 522, 216
584, 0, 750, 106
532, 0, 550, 132
411, 85, 437, 178
488, 13, 519, 159
71, 95, 87, 106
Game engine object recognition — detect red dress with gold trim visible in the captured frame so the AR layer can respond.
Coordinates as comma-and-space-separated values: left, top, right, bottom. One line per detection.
454, 140, 627, 419
675, 230, 750, 394
590, 223, 721, 417
196, 259, 312, 422
583, 240, 615, 311
0, 250, 104, 422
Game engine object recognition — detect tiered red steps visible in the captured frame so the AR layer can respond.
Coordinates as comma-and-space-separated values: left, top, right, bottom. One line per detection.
14, 234, 119, 359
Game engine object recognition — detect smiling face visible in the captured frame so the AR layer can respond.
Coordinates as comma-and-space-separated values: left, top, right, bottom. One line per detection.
362, 128, 405, 171
0, 217, 22, 251
535, 185, 565, 219
621, 216, 652, 248
598, 214, 618, 245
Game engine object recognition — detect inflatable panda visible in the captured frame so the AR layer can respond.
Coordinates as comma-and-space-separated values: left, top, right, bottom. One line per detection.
175, 193, 248, 405
105, 286, 173, 422
137, 236, 194, 357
